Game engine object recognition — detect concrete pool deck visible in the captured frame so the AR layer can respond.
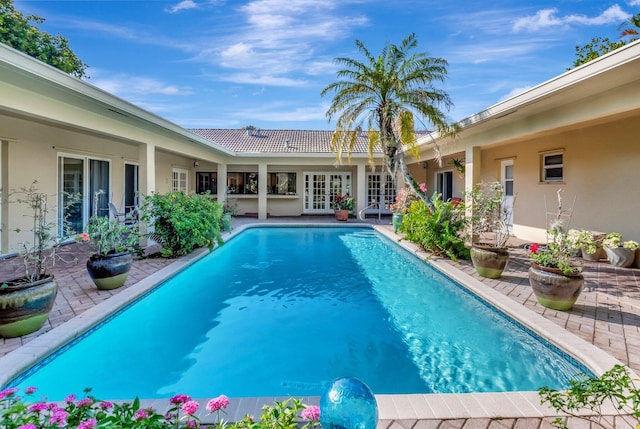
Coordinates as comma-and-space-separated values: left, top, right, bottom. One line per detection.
1, 216, 639, 428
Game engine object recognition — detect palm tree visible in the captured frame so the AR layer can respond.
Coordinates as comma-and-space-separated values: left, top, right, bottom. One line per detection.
619, 12, 640, 41
321, 33, 457, 209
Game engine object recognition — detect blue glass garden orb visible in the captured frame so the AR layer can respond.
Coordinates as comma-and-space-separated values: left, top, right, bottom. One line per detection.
320, 377, 378, 429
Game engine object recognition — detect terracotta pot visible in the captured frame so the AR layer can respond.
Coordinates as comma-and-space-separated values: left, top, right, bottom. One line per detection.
86, 252, 133, 290
391, 214, 404, 233
604, 247, 635, 268
470, 245, 509, 279
0, 276, 57, 338
334, 209, 349, 222
528, 264, 584, 311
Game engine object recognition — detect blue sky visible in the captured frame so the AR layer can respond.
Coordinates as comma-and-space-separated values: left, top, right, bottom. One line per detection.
15, 0, 640, 130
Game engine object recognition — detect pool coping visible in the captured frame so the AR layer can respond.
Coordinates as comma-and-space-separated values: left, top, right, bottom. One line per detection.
0, 222, 626, 422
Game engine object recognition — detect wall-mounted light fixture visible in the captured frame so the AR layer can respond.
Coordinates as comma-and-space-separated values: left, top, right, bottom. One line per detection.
194, 161, 200, 167
422, 161, 428, 169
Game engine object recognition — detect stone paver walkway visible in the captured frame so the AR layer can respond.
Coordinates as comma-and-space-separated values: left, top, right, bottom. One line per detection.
1, 216, 639, 428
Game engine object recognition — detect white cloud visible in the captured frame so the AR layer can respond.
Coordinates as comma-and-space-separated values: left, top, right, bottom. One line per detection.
166, 0, 198, 13
513, 5, 631, 32
232, 101, 330, 122
218, 73, 308, 87
629, 0, 640, 6
498, 85, 534, 102
90, 72, 193, 97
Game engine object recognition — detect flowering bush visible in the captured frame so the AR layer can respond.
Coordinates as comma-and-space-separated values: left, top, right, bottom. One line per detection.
330, 194, 354, 211
390, 184, 425, 215
0, 387, 320, 429
77, 215, 141, 258
567, 229, 604, 255
603, 232, 639, 251
140, 192, 224, 257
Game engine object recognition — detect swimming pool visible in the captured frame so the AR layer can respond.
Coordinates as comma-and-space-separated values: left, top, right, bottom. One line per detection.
8, 226, 587, 400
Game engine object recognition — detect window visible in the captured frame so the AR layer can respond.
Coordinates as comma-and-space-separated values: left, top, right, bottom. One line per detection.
268, 172, 296, 195
227, 172, 258, 194
172, 168, 188, 193
542, 153, 563, 182
196, 172, 217, 194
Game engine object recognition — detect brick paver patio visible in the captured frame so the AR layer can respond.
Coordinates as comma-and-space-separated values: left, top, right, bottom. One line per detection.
1, 216, 639, 428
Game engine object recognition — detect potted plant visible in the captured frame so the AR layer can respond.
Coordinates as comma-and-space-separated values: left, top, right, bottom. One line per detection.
0, 182, 75, 337
467, 182, 511, 279
220, 196, 238, 232
603, 232, 638, 268
78, 196, 141, 290
567, 229, 606, 261
331, 194, 354, 222
528, 190, 584, 311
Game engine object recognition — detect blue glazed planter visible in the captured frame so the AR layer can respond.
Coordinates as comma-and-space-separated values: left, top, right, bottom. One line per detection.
391, 214, 404, 233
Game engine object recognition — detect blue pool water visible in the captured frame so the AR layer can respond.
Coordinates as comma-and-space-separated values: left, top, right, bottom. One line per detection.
10, 227, 586, 399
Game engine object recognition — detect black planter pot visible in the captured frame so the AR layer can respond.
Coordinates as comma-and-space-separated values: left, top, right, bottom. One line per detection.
0, 276, 58, 338
86, 252, 133, 290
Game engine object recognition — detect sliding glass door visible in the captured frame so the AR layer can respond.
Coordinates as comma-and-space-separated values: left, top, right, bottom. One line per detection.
58, 155, 110, 235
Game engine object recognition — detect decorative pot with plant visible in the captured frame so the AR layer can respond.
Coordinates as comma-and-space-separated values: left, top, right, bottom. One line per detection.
220, 196, 238, 232
603, 232, 638, 268
0, 182, 76, 338
568, 229, 606, 261
390, 184, 423, 233
331, 194, 354, 222
78, 204, 141, 290
528, 190, 584, 311
467, 182, 511, 279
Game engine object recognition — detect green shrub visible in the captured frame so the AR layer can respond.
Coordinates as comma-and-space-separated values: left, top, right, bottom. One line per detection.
140, 192, 223, 257
401, 195, 469, 262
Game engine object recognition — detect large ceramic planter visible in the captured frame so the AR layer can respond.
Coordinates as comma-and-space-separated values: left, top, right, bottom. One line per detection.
581, 247, 605, 261
334, 209, 349, 222
470, 245, 509, 279
86, 252, 133, 290
528, 264, 584, 311
604, 247, 636, 268
391, 214, 404, 233
0, 276, 58, 338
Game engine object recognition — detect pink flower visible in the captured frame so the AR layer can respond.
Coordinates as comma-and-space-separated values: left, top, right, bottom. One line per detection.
134, 409, 149, 420
182, 400, 200, 415
170, 393, 191, 404
24, 386, 37, 394
49, 409, 69, 426
301, 405, 320, 421
78, 232, 90, 242
186, 421, 199, 428
17, 425, 37, 429
99, 401, 113, 410
28, 402, 49, 412
419, 183, 427, 193
206, 395, 229, 412
0, 387, 18, 400
530, 243, 539, 254
64, 394, 77, 403
77, 418, 97, 429
76, 398, 93, 407
164, 412, 176, 420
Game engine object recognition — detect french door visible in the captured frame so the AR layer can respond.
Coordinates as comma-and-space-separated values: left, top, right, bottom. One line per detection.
501, 159, 514, 231
303, 172, 351, 214
124, 163, 139, 214
58, 155, 110, 235
436, 170, 453, 202
366, 173, 395, 213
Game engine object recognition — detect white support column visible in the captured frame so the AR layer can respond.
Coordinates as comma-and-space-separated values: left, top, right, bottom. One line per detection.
356, 162, 367, 215
465, 146, 481, 196
216, 163, 227, 204
258, 163, 268, 220
138, 142, 156, 198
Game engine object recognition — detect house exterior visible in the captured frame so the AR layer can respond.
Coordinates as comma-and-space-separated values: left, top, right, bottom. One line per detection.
1, 39, 639, 254
409, 40, 640, 244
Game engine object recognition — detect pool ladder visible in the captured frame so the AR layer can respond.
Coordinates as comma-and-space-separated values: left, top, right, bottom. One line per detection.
358, 202, 382, 223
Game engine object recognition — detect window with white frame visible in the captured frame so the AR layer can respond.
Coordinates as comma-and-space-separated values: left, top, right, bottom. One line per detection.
542, 152, 563, 182
172, 168, 188, 193
367, 173, 395, 210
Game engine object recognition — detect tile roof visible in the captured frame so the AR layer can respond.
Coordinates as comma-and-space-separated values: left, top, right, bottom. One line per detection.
189, 129, 378, 154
